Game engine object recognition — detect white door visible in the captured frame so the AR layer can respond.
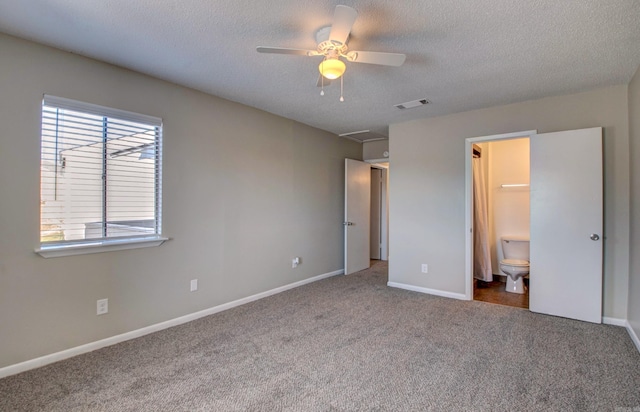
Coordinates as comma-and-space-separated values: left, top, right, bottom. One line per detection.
344, 159, 371, 274
529, 127, 603, 323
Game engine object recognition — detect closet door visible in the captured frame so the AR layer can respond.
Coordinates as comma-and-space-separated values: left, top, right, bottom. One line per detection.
529, 127, 603, 323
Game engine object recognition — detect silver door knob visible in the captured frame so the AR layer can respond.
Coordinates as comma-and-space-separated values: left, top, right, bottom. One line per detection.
343, 222, 354, 226
590, 233, 600, 241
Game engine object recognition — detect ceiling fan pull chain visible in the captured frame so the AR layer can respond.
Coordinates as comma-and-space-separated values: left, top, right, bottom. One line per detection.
256, 6, 406, 102
320, 60, 325, 96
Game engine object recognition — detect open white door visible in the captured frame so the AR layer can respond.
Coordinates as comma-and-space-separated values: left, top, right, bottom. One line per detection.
529, 127, 603, 323
344, 159, 371, 274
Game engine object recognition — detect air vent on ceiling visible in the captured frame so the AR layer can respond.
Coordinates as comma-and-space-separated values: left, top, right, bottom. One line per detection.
394, 99, 430, 110
339, 130, 387, 143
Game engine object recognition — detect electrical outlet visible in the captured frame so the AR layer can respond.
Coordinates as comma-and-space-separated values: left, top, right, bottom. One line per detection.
190, 279, 198, 292
421, 264, 428, 274
292, 257, 301, 268
97, 298, 108, 315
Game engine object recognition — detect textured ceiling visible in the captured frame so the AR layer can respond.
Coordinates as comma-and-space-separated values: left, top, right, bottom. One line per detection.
1, 0, 640, 139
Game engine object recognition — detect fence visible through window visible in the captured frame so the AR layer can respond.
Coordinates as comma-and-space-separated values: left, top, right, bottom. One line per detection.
40, 96, 162, 244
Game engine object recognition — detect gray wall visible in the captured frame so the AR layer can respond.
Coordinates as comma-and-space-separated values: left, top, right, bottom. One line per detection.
0, 33, 361, 368
629, 65, 640, 337
389, 85, 630, 319
362, 140, 389, 161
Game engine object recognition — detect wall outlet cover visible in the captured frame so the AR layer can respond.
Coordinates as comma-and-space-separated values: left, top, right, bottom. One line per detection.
190, 279, 198, 292
97, 298, 108, 315
421, 264, 428, 273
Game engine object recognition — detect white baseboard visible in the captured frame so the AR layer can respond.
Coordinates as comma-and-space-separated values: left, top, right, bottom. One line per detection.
0, 268, 343, 379
387, 281, 467, 300
625, 321, 640, 354
574, 317, 640, 355
602, 317, 627, 327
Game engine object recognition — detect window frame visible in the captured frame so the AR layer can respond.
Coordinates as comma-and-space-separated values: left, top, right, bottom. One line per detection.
36, 95, 168, 258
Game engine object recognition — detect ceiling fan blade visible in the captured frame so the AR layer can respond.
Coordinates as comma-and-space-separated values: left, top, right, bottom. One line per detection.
329, 5, 357, 45
316, 75, 332, 87
256, 46, 315, 56
346, 51, 406, 66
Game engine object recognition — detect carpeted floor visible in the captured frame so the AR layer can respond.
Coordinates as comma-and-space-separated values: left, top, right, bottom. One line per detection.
1, 261, 639, 411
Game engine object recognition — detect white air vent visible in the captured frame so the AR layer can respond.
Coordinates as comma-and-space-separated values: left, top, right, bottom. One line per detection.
339, 130, 387, 143
394, 99, 430, 110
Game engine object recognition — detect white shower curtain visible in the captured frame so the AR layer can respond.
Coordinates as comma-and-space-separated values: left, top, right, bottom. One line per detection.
473, 157, 493, 282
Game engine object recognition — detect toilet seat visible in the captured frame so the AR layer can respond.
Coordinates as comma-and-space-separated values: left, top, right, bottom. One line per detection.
501, 259, 529, 267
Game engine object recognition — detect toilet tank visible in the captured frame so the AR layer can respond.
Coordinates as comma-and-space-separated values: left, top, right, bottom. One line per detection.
501, 236, 530, 260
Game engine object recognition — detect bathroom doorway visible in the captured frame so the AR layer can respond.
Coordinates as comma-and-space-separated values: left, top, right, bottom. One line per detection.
465, 128, 604, 323
470, 137, 531, 309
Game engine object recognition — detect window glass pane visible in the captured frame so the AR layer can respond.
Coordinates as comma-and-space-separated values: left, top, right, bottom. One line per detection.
105, 119, 157, 238
40, 99, 161, 244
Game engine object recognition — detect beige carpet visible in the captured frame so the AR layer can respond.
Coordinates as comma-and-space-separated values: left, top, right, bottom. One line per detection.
1, 261, 639, 411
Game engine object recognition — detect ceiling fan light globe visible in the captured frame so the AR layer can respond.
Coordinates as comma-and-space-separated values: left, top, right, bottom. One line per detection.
319, 59, 346, 80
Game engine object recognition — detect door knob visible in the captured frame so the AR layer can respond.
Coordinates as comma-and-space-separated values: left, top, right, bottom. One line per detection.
590, 233, 600, 241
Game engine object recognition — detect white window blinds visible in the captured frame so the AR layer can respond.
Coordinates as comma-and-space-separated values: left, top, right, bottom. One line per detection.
40, 95, 163, 244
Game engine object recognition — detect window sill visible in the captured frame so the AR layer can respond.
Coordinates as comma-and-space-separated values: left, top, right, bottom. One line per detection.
35, 236, 169, 258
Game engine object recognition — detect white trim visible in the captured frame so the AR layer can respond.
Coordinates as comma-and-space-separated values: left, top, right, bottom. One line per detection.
0, 268, 343, 378
387, 281, 467, 300
580, 318, 640, 354
365, 158, 390, 164
602, 316, 627, 327
43, 94, 162, 126
35, 236, 169, 258
624, 321, 640, 354
464, 130, 537, 300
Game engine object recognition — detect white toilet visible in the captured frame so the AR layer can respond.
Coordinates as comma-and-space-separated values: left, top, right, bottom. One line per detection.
499, 237, 530, 294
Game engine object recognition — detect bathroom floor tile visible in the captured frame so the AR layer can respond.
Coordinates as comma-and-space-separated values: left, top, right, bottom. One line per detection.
473, 279, 529, 309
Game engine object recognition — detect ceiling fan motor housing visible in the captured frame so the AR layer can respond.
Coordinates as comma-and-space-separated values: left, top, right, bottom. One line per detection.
257, 5, 406, 83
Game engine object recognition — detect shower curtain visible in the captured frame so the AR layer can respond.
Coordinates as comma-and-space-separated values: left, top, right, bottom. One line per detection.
473, 157, 493, 281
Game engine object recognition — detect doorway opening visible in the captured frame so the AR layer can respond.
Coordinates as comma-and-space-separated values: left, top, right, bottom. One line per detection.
369, 163, 388, 262
344, 158, 388, 275
466, 128, 603, 321
465, 130, 536, 309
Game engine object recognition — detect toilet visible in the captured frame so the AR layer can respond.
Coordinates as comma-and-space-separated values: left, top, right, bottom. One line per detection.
499, 237, 530, 294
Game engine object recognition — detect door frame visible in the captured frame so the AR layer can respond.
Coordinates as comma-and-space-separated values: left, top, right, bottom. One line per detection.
368, 163, 389, 261
464, 130, 537, 300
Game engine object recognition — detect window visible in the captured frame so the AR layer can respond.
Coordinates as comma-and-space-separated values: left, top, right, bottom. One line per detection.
37, 95, 165, 257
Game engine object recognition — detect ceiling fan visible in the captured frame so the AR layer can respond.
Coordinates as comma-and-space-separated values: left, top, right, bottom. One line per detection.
257, 5, 406, 100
